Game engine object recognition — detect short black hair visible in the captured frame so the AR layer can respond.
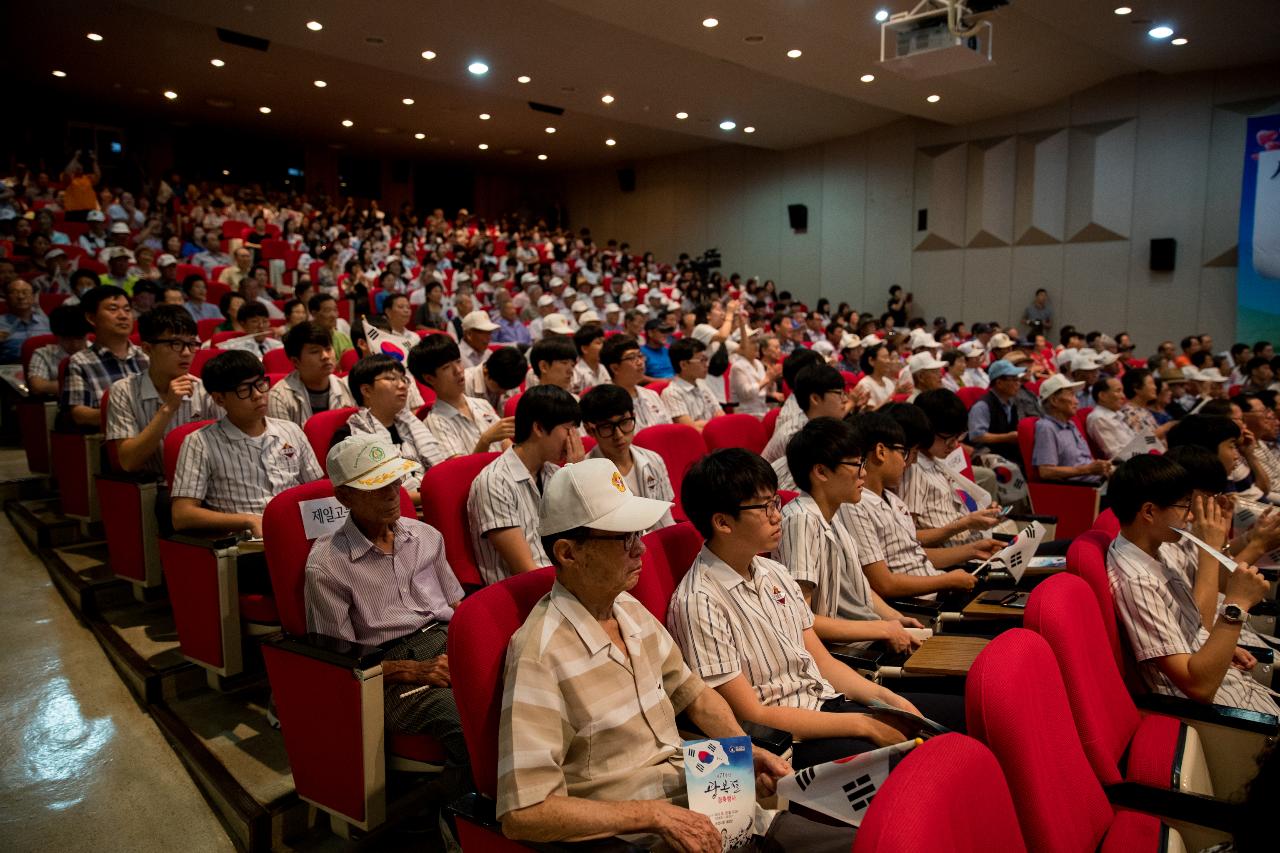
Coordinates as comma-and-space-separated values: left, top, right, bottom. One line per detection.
529, 336, 578, 377
914, 389, 967, 436
347, 354, 406, 406
1167, 415, 1241, 452
859, 343, 886, 375
181, 274, 206, 295
283, 321, 332, 359
1245, 356, 1269, 376
49, 303, 91, 338
485, 345, 529, 390
514, 384, 580, 443
1121, 367, 1152, 400
681, 448, 777, 540
138, 304, 197, 340
407, 333, 461, 381
579, 383, 635, 423
792, 364, 844, 414
1164, 445, 1228, 494
668, 337, 706, 374
851, 410, 906, 456
1091, 376, 1118, 402
1230, 343, 1251, 360
1109, 454, 1193, 524
1255, 340, 1273, 355
219, 291, 243, 318
202, 350, 265, 393
786, 417, 861, 493
572, 323, 605, 356
781, 347, 824, 388
601, 334, 641, 374
1197, 399, 1234, 418
81, 284, 129, 317
1180, 335, 1197, 352
882, 402, 932, 450
237, 301, 269, 324
308, 293, 336, 314
381, 292, 409, 313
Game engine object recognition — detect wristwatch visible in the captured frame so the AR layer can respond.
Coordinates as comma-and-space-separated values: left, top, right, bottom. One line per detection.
1218, 602, 1246, 625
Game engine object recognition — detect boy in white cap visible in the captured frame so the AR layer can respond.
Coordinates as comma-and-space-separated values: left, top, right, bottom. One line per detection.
305, 434, 471, 787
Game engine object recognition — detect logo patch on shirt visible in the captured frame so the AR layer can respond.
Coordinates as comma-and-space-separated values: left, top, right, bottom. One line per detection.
770, 584, 787, 605
282, 442, 297, 459
611, 471, 626, 493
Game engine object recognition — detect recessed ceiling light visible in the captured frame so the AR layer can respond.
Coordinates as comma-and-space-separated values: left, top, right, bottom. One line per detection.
222, 169, 230, 176
702, 18, 719, 28
210, 58, 225, 67
517, 75, 531, 84
545, 126, 556, 134
601, 94, 615, 104
415, 132, 425, 139
163, 90, 178, 100
537, 154, 548, 161
1148, 25, 1174, 39
87, 33, 103, 42
860, 73, 876, 83
719, 120, 736, 130
926, 94, 941, 103
479, 113, 491, 120
478, 143, 489, 150
468, 61, 489, 75
341, 119, 353, 127
259, 106, 272, 114
1171, 37, 1188, 45
421, 50, 436, 60
676, 111, 689, 119
402, 97, 415, 105
605, 138, 617, 146
1113, 6, 1132, 14
313, 80, 327, 88
306, 21, 323, 31
786, 49, 803, 59
875, 9, 890, 23
743, 126, 756, 133
52, 70, 67, 78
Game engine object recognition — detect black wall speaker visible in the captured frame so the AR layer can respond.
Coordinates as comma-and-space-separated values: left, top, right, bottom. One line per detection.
617, 168, 636, 193
788, 203, 808, 232
1150, 238, 1176, 272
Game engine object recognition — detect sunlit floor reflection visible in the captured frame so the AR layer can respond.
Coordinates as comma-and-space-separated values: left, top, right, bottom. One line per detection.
9, 676, 115, 813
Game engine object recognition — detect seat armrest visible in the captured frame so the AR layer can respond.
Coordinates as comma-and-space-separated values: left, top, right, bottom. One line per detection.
447, 793, 648, 852
887, 597, 943, 619
828, 644, 884, 671
164, 531, 241, 550
1249, 600, 1277, 617
1240, 645, 1274, 665
264, 632, 387, 670
1005, 513, 1058, 524
674, 713, 793, 756
1134, 694, 1280, 735
1104, 782, 1241, 832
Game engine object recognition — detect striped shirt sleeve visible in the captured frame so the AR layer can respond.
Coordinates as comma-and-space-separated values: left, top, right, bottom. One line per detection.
668, 589, 740, 687
171, 429, 211, 502
103, 376, 138, 442
470, 468, 523, 535
776, 509, 821, 589
846, 503, 886, 566
304, 558, 355, 642
265, 381, 298, 424
496, 636, 570, 817
1111, 572, 1195, 662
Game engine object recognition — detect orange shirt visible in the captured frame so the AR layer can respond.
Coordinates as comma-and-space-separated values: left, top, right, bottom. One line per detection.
63, 174, 98, 212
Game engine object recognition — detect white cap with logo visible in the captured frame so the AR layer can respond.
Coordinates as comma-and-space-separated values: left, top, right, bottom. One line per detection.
907, 351, 947, 373
1038, 373, 1084, 402
539, 458, 672, 536
462, 309, 499, 332
327, 435, 422, 490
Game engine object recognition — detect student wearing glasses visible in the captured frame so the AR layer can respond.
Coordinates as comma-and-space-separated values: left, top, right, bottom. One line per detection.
599, 334, 672, 430
171, 350, 323, 538
668, 448, 965, 769
764, 364, 852, 484
775, 417, 925, 655
105, 305, 220, 478
579, 384, 675, 532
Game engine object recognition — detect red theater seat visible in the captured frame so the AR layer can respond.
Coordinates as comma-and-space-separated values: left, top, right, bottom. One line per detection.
701, 412, 767, 454
957, 387, 987, 410
418, 452, 499, 588
762, 406, 781, 440
633, 423, 705, 522
303, 408, 357, 472
1017, 416, 1099, 540
262, 347, 292, 374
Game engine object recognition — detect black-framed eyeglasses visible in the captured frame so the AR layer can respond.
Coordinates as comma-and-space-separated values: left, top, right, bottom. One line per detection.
837, 458, 865, 475
591, 415, 636, 438
149, 337, 202, 353
1168, 503, 1193, 513
738, 495, 783, 518
578, 531, 643, 551
233, 377, 271, 399
937, 432, 967, 447
886, 443, 908, 456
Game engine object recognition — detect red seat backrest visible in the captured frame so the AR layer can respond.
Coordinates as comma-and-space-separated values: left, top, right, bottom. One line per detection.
302, 407, 357, 472
20, 333, 57, 375
163, 420, 216, 487
338, 348, 360, 375
262, 348, 292, 374
632, 423, 706, 518
1065, 529, 1126, 672
1024, 573, 1143, 787
1092, 508, 1120, 538
418, 452, 500, 587
204, 280, 231, 307
645, 379, 669, 395
1016, 417, 1041, 483
39, 293, 68, 315
701, 413, 767, 455
648, 521, 703, 596
630, 533, 674, 622
448, 566, 557, 799
188, 348, 221, 378
209, 330, 246, 347
854, 734, 1026, 853
966, 629, 1116, 853
175, 263, 205, 283
266, 372, 287, 387
263, 479, 415, 636
221, 220, 249, 239
957, 386, 986, 410
761, 406, 781, 440
196, 318, 223, 341
503, 391, 522, 419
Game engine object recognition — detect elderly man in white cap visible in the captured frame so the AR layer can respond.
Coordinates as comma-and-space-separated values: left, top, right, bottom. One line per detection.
1034, 374, 1112, 485
305, 434, 470, 786
498, 458, 838, 851
905, 351, 947, 402
459, 308, 498, 368
958, 340, 989, 389
528, 293, 558, 341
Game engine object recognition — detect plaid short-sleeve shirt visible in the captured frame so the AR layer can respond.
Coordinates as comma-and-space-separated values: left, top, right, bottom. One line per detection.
60, 342, 149, 412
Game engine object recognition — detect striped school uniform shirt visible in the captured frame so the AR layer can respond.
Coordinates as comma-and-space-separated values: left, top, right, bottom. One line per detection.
842, 488, 943, 581
171, 416, 322, 515
630, 384, 673, 430
774, 393, 804, 440
266, 371, 354, 427
899, 452, 984, 547
104, 371, 221, 479
667, 545, 839, 711
775, 493, 879, 625
466, 446, 561, 586
1106, 533, 1277, 716
763, 410, 806, 463
661, 377, 722, 423
424, 396, 502, 459
496, 582, 704, 819
571, 359, 611, 396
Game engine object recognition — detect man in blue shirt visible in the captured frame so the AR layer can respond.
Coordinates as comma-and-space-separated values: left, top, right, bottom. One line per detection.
0, 279, 50, 363
1032, 374, 1112, 486
640, 318, 675, 381
967, 359, 1024, 467
490, 298, 531, 346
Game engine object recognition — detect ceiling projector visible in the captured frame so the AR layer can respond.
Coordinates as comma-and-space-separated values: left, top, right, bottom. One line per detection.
879, 1, 1008, 79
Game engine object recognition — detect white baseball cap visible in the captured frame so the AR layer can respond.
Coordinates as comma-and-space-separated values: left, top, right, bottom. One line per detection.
907, 352, 947, 373
571, 299, 590, 313
327, 435, 422, 491
543, 314, 573, 335
549, 276, 566, 288
110, 221, 131, 235
539, 458, 672, 536
462, 310, 499, 332
987, 332, 1015, 350
1094, 350, 1119, 367
1197, 367, 1230, 383
1054, 349, 1076, 368
578, 310, 601, 324
604, 303, 621, 315
590, 286, 606, 297
537, 294, 556, 307
1070, 352, 1102, 372
157, 253, 178, 267
859, 334, 882, 348
958, 341, 986, 357
907, 329, 939, 349
521, 272, 539, 284
1038, 373, 1084, 402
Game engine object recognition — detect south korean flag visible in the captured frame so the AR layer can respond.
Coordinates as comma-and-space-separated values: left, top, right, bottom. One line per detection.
776, 740, 920, 827
684, 739, 730, 777
989, 521, 1047, 582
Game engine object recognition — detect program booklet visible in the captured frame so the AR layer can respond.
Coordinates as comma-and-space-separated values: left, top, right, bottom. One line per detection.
683, 735, 755, 851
